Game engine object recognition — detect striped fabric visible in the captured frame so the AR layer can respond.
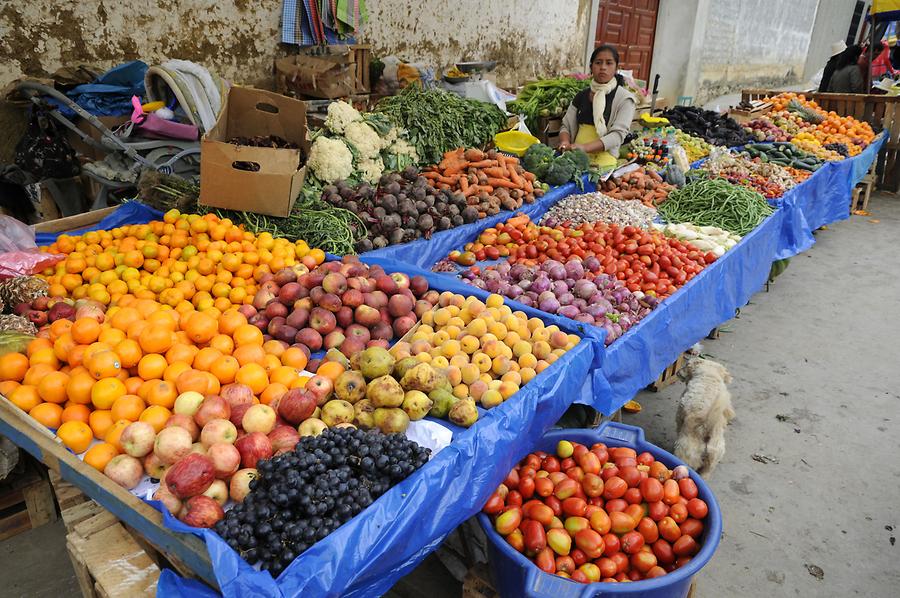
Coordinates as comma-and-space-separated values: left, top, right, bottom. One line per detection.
281, 0, 365, 45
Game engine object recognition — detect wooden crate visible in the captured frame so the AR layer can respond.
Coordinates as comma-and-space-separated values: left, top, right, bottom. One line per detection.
351, 44, 372, 94
0, 456, 57, 540
650, 352, 687, 392
728, 101, 772, 124
535, 116, 563, 148
50, 468, 90, 512
0, 395, 218, 589
33, 206, 117, 235
66, 510, 160, 598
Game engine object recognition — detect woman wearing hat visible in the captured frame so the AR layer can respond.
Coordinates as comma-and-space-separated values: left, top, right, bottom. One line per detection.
818, 40, 847, 92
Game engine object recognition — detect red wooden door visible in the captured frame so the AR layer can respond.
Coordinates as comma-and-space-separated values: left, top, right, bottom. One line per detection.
595, 0, 659, 81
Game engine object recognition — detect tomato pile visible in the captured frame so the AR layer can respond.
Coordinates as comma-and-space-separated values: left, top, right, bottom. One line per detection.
483, 440, 710, 584
451, 216, 714, 298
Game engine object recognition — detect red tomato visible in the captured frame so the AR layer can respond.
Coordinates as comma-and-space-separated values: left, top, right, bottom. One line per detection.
669, 502, 688, 524
687, 498, 709, 519
679, 518, 704, 539
678, 478, 699, 500
637, 517, 660, 544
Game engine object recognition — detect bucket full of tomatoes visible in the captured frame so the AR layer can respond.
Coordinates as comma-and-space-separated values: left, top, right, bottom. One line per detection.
478, 422, 721, 597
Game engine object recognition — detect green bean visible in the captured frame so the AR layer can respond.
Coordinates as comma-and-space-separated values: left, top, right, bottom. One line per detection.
658, 179, 773, 236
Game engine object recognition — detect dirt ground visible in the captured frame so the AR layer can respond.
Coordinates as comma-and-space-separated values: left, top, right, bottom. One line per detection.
1, 194, 898, 597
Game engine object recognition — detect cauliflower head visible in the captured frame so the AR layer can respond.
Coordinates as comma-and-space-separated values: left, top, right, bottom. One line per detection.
324, 101, 361, 135
358, 157, 385, 184
308, 136, 354, 183
344, 120, 383, 159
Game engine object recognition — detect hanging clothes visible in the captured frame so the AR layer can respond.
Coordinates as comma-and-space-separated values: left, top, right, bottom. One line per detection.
281, 0, 366, 45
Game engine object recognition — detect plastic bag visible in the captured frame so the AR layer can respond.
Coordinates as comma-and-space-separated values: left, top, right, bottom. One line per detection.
0, 215, 64, 277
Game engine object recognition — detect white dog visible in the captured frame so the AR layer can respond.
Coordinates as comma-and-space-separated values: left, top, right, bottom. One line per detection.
674, 357, 735, 476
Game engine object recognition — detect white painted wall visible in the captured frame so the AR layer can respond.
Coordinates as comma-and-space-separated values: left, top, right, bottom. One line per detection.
803, 0, 856, 82
360, 0, 593, 87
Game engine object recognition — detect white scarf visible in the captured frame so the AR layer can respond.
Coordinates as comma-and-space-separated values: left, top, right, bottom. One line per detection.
590, 78, 619, 137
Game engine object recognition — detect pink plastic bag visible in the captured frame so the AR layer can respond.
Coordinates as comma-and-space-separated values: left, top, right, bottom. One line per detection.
0, 215, 65, 277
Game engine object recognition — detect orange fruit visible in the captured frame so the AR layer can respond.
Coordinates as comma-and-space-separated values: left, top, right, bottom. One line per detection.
123, 376, 144, 395
126, 320, 149, 340
98, 327, 126, 346
233, 324, 263, 347
29, 347, 59, 369
209, 355, 239, 384
166, 343, 198, 366
111, 394, 146, 422
233, 344, 265, 367
66, 371, 96, 405
175, 369, 208, 394
184, 311, 218, 344
85, 350, 122, 380
260, 383, 287, 406
263, 354, 282, 374
71, 318, 101, 345
163, 361, 191, 384
235, 363, 268, 395
30, 402, 64, 429
110, 307, 141, 331
316, 360, 345, 382
115, 339, 143, 369
83, 442, 119, 471
83, 342, 113, 364
139, 326, 174, 354
146, 380, 177, 408
139, 405, 172, 433
262, 339, 287, 358
103, 419, 131, 452
57, 420, 93, 453
26, 337, 52, 357
0, 352, 29, 382
192, 347, 222, 372
137, 354, 168, 380
49, 319, 74, 341
53, 332, 77, 362
89, 409, 115, 439
61, 404, 92, 424
67, 345, 88, 367
147, 310, 178, 331
37, 371, 70, 404
91, 377, 127, 409
218, 310, 248, 336
208, 334, 234, 355
281, 347, 309, 371
9, 384, 41, 412
203, 372, 221, 395
269, 365, 300, 387
23, 363, 55, 386
0, 380, 20, 397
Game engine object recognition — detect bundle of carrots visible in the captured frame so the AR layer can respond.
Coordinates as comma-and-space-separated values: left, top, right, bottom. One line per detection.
422, 148, 543, 218
598, 167, 675, 208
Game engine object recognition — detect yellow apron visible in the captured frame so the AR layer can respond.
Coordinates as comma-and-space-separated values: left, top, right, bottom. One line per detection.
575, 124, 618, 168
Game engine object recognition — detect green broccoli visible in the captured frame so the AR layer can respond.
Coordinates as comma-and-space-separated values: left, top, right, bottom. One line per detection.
562, 149, 591, 173
523, 143, 555, 174
544, 158, 577, 186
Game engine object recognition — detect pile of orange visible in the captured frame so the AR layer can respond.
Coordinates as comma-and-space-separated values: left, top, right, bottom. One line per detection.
0, 299, 348, 469
40, 210, 326, 310
769, 93, 875, 156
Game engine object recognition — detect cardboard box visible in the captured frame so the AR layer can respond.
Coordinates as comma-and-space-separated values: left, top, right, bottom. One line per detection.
199, 87, 308, 217
275, 53, 356, 99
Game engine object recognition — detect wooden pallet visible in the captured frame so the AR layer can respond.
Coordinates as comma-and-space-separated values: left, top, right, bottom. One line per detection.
32, 206, 117, 235
650, 352, 687, 392
0, 457, 57, 540
66, 510, 160, 598
50, 468, 90, 512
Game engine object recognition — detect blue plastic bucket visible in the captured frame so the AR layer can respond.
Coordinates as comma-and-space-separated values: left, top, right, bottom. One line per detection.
478, 422, 722, 597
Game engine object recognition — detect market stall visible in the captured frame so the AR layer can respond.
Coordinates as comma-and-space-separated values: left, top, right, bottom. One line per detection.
0, 83, 885, 598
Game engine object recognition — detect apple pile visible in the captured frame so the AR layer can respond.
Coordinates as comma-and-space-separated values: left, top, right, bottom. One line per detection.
102, 382, 319, 528
11, 296, 103, 328
238, 256, 438, 362
483, 440, 711, 584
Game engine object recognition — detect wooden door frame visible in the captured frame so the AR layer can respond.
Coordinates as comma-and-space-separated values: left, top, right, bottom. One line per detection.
586, 0, 659, 81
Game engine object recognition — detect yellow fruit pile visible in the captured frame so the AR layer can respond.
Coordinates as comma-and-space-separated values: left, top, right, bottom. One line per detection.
391, 293, 578, 409
41, 210, 325, 312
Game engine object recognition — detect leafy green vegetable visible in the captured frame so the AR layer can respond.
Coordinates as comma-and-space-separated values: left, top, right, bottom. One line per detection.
375, 86, 507, 165
545, 159, 577, 186
523, 143, 555, 177
507, 77, 590, 133
561, 149, 590, 172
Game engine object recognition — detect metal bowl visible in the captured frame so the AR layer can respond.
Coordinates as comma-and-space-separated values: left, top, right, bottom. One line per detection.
443, 75, 471, 84
455, 61, 497, 74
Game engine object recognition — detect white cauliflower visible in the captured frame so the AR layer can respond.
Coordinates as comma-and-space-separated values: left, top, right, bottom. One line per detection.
324, 100, 361, 135
308, 136, 354, 183
344, 120, 383, 159
390, 137, 419, 163
358, 157, 385, 184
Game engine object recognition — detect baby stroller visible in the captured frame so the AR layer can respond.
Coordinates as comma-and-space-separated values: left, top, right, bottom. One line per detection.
16, 62, 226, 211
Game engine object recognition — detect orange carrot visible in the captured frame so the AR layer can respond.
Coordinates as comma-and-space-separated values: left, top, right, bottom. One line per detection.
487, 178, 520, 189
468, 160, 498, 169
483, 167, 509, 179
508, 164, 524, 187
500, 155, 519, 165
522, 171, 536, 182
421, 171, 441, 180
459, 176, 469, 193
443, 164, 468, 176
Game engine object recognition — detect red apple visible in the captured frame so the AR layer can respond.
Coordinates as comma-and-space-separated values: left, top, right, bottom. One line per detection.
194, 395, 231, 428
234, 432, 273, 469
165, 453, 215, 499
120, 421, 156, 458
202, 479, 229, 507
153, 483, 182, 517
268, 425, 301, 454
220, 383, 254, 410
305, 375, 334, 406
200, 418, 238, 447
207, 442, 241, 479
229, 468, 258, 502
104, 455, 143, 489
164, 414, 200, 441
229, 402, 253, 429
179, 495, 224, 528
153, 426, 193, 464
242, 404, 276, 434
277, 388, 317, 424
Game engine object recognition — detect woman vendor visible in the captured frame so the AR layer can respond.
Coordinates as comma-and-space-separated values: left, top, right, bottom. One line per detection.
558, 45, 637, 168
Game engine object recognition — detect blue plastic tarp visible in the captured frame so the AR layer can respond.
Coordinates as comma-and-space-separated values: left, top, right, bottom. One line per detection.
359, 180, 589, 269
36, 202, 162, 246
55, 61, 148, 117
773, 134, 885, 259
157, 340, 596, 598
